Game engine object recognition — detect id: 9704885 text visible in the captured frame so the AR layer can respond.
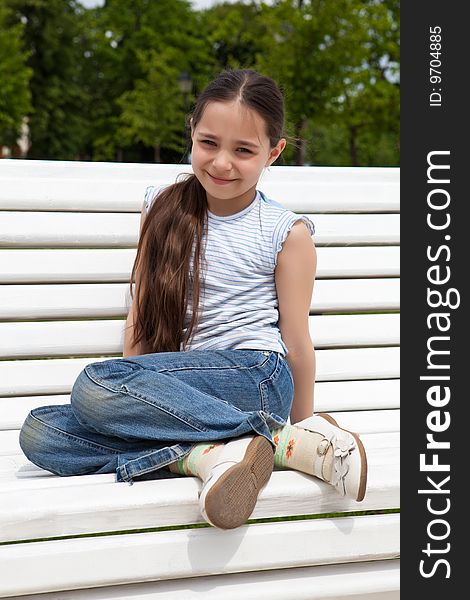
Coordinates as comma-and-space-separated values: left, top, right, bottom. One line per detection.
429, 26, 442, 108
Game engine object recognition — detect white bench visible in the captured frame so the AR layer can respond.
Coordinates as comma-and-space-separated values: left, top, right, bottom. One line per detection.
0, 160, 400, 599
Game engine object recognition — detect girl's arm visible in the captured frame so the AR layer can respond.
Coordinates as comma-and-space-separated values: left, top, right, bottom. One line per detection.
123, 202, 148, 358
274, 221, 317, 424
123, 302, 146, 357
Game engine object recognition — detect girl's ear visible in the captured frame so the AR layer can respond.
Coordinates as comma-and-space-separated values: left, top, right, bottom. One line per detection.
266, 138, 287, 167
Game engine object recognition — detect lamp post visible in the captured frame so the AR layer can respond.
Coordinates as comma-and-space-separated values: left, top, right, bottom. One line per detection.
178, 71, 192, 104
178, 71, 192, 163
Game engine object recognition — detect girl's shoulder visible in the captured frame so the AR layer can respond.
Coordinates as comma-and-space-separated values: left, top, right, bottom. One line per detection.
143, 184, 170, 213
258, 190, 316, 237
254, 190, 315, 268
258, 190, 287, 212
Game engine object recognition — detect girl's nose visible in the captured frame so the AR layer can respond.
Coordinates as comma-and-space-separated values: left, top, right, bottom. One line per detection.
213, 150, 232, 170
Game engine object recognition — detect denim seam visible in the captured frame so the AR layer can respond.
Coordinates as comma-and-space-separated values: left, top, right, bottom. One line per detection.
247, 410, 285, 450
28, 410, 122, 455
118, 444, 195, 483
157, 351, 273, 373
279, 355, 294, 387
20, 454, 93, 478
83, 369, 210, 433
258, 353, 282, 413
118, 385, 211, 432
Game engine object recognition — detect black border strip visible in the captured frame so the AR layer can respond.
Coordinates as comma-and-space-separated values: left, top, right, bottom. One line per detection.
401, 2, 466, 594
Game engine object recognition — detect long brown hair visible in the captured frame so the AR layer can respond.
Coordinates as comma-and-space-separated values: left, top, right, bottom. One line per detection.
129, 68, 286, 353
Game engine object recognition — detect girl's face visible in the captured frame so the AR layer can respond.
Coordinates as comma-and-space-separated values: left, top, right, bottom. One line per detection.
190, 101, 285, 215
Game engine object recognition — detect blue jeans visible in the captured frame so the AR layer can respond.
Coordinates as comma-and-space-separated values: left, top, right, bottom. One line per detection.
19, 350, 293, 484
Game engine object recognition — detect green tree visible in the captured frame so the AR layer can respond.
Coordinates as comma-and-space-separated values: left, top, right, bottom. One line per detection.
199, 1, 267, 71
116, 49, 187, 163
321, 0, 399, 165
0, 0, 32, 149
84, 0, 209, 162
7, 0, 90, 159
255, 0, 370, 165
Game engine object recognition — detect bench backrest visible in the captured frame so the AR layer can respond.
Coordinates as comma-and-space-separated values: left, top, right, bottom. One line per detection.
0, 160, 399, 424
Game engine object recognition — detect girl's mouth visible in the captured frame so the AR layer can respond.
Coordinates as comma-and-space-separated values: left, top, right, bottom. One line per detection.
208, 173, 236, 185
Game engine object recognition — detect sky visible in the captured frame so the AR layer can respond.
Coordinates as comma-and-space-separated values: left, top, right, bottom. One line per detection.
78, 0, 243, 9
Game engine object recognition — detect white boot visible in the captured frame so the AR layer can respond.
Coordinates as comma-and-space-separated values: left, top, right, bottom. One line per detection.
198, 435, 275, 529
295, 413, 368, 501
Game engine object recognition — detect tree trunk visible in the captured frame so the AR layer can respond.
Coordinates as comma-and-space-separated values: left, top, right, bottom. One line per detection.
349, 126, 359, 166
294, 116, 309, 166
154, 144, 161, 163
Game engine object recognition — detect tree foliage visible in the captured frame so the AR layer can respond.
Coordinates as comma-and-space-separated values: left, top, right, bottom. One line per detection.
253, 0, 399, 165
6, 0, 90, 159
116, 49, 187, 162
0, 0, 32, 147
319, 0, 400, 165
0, 0, 399, 165
81, 0, 208, 161
199, 1, 266, 71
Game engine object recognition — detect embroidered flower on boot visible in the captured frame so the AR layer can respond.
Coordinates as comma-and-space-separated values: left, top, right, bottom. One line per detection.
286, 439, 295, 459
203, 444, 221, 455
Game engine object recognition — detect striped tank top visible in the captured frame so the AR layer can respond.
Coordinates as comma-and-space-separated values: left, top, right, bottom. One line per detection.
143, 185, 315, 357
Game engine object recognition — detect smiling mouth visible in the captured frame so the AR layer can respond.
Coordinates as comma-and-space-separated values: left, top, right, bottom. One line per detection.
208, 173, 235, 182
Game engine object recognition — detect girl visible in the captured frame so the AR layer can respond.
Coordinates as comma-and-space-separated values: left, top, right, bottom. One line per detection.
19, 69, 367, 530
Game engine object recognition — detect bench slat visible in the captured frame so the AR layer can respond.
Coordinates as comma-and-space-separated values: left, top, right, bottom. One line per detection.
318, 247, 399, 277
1, 560, 399, 600
312, 278, 399, 312
0, 348, 399, 397
0, 247, 400, 283
0, 279, 400, 320
318, 347, 399, 379
1, 212, 399, 247
0, 513, 400, 598
314, 379, 400, 410
0, 448, 399, 543
0, 380, 400, 431
0, 162, 399, 213
0, 408, 399, 460
0, 283, 131, 319
0, 429, 398, 483
0, 314, 399, 359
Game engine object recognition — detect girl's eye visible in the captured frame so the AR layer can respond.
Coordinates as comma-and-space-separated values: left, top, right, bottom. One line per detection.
200, 140, 251, 154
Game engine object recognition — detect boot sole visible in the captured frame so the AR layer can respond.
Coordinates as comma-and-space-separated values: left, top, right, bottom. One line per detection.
317, 413, 368, 502
203, 436, 275, 529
